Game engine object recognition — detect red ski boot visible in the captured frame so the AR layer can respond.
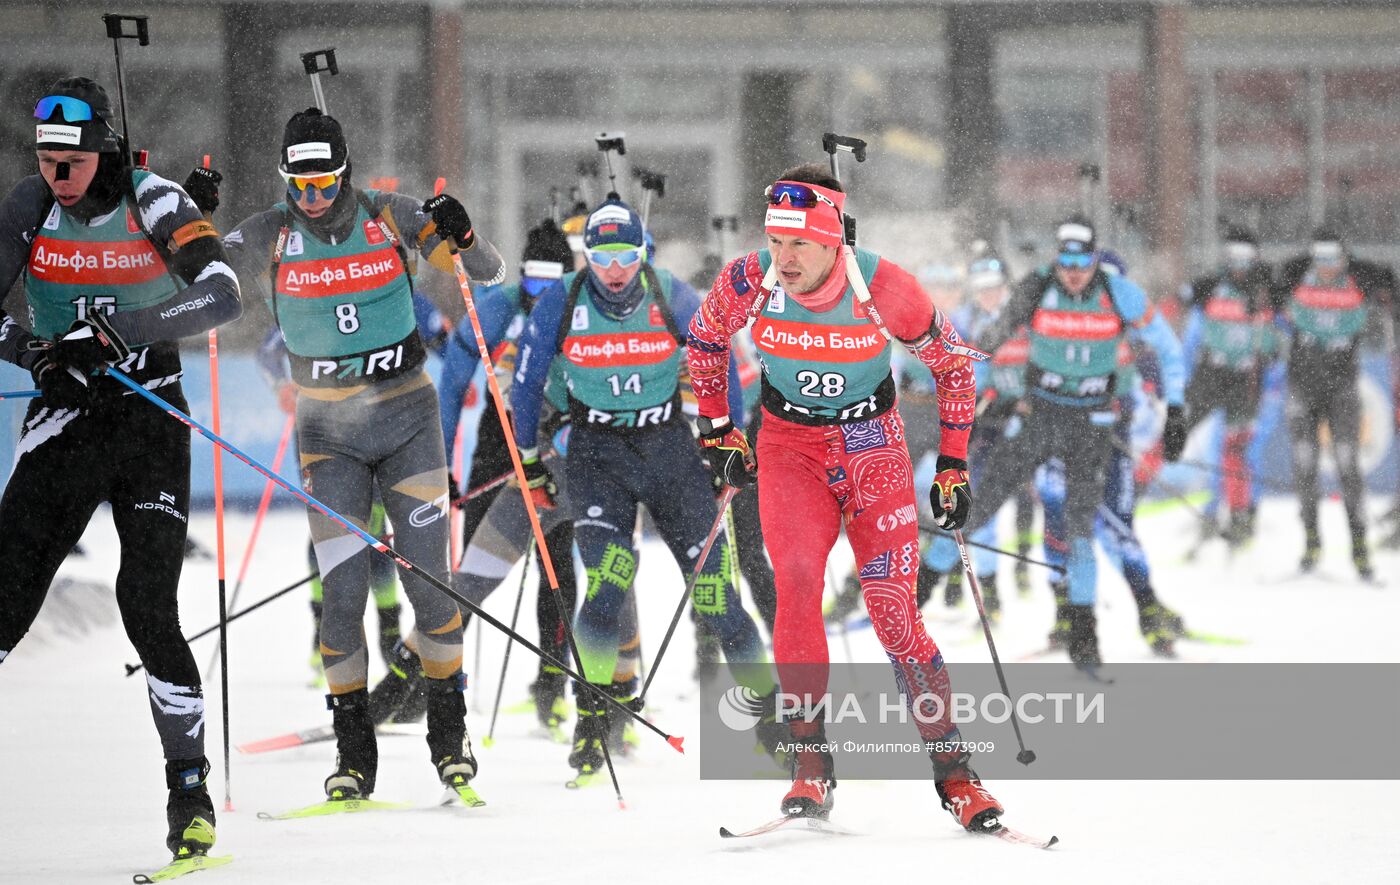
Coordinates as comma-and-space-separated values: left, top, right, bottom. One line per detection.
780, 722, 835, 819
934, 752, 1004, 833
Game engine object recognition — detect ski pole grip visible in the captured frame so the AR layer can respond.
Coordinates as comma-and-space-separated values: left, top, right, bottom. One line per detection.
301, 48, 338, 75
822, 132, 867, 163
103, 13, 149, 45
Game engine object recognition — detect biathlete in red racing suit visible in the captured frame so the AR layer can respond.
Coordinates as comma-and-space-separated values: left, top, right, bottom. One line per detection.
686, 164, 1003, 832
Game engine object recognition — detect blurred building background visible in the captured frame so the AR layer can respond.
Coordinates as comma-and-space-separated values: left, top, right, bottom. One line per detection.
4, 0, 1400, 322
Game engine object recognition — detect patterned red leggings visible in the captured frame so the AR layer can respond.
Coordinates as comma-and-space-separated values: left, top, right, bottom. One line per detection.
758, 407, 955, 743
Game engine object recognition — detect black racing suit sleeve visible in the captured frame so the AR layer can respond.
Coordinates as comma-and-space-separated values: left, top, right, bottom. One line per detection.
973, 270, 1044, 357
0, 176, 56, 371
97, 173, 242, 346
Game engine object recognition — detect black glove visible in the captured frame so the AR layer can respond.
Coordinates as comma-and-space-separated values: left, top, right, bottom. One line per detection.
1162, 404, 1187, 463
697, 416, 756, 489
521, 450, 557, 510
48, 314, 130, 375
423, 193, 474, 250
183, 166, 222, 216
929, 455, 972, 530
30, 354, 90, 411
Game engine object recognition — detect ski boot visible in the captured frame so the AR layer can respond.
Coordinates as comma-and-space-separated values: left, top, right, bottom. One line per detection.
780, 720, 835, 819
325, 689, 377, 799
1067, 605, 1102, 673
426, 677, 480, 802
1047, 580, 1071, 649
932, 750, 1003, 833
1353, 540, 1374, 582
1137, 601, 1180, 657
977, 573, 1001, 620
915, 563, 943, 609
164, 756, 216, 859
1299, 529, 1322, 573
604, 679, 643, 759
368, 640, 426, 724
943, 566, 964, 608
530, 664, 569, 732
568, 683, 610, 782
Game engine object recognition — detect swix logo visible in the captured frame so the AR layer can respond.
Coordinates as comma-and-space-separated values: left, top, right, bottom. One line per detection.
408, 493, 449, 527
875, 504, 918, 533
309, 344, 404, 381
364, 220, 385, 246
572, 306, 590, 331
135, 491, 186, 522
286, 232, 304, 256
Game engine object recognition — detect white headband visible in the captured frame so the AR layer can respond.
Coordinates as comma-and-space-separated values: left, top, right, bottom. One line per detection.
522, 260, 564, 280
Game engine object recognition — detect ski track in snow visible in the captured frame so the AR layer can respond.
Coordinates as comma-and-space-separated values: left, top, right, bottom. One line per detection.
2, 497, 1398, 883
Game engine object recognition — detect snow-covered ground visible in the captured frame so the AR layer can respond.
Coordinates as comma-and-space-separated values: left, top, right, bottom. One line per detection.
2, 494, 1397, 884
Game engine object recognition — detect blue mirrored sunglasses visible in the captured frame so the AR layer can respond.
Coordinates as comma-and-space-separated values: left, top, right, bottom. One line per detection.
34, 95, 94, 123
586, 246, 644, 268
1057, 252, 1096, 270
765, 181, 837, 210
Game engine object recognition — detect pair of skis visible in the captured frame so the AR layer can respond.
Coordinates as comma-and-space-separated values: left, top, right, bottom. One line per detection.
258, 781, 486, 822
718, 811, 1057, 850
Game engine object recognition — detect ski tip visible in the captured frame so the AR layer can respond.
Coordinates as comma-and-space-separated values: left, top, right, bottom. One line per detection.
719, 827, 736, 838
434, 177, 447, 196
667, 735, 685, 754
1046, 835, 1060, 848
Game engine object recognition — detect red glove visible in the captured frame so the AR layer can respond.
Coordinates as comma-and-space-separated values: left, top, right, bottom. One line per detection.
929, 455, 972, 530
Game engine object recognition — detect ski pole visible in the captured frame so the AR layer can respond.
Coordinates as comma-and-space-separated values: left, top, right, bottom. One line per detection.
951, 529, 1036, 766
205, 328, 234, 811
1111, 437, 1215, 533
919, 522, 1065, 574
484, 538, 534, 748
204, 411, 295, 679
0, 390, 40, 400
101, 365, 684, 754
125, 573, 315, 676
639, 484, 738, 703
435, 178, 626, 804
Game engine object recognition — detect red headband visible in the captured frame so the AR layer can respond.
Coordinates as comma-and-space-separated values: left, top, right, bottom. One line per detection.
764, 180, 847, 248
